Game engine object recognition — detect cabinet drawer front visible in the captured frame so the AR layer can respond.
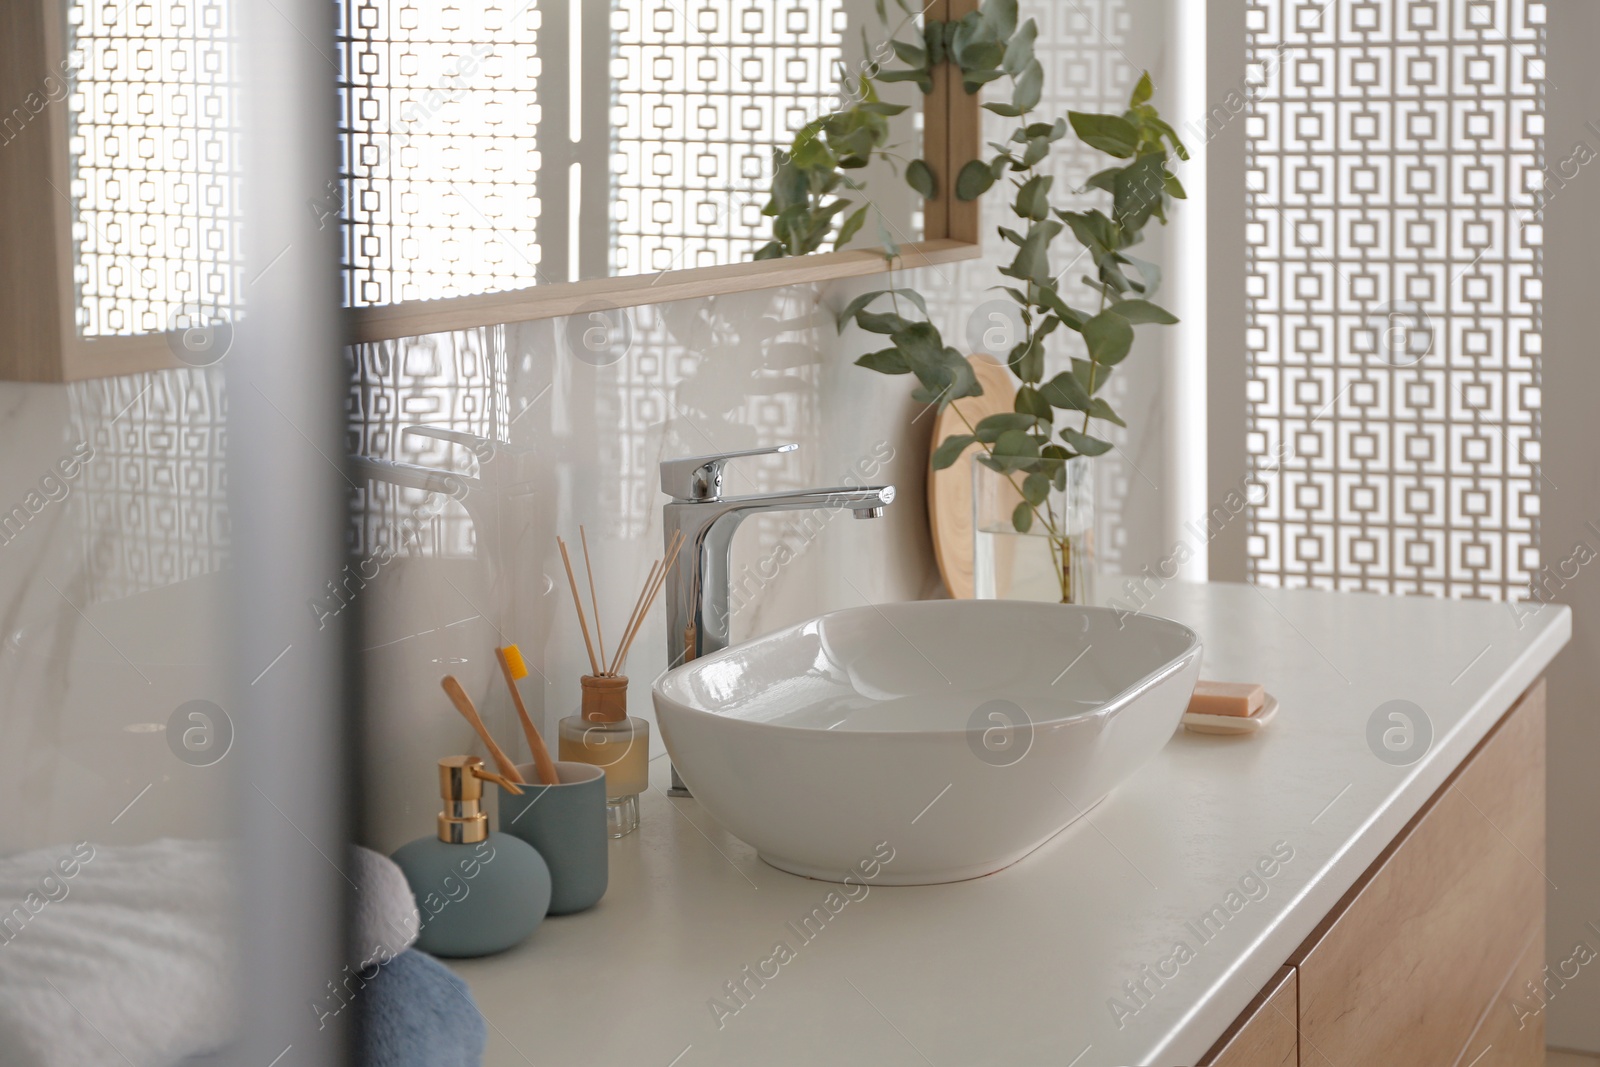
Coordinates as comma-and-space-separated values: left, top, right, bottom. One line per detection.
1297, 683, 1546, 1067
1456, 930, 1546, 1067
1203, 967, 1297, 1067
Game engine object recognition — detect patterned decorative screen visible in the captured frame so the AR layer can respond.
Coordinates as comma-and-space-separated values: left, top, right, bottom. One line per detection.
1244, 0, 1544, 597
610, 0, 848, 275
337, 0, 542, 306
337, 0, 860, 305
67, 0, 240, 337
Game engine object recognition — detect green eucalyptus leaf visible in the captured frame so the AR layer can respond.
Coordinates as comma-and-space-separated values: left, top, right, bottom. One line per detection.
997, 226, 1024, 246
1041, 443, 1072, 463
1014, 384, 1053, 423
974, 411, 1047, 442
857, 310, 911, 335
943, 347, 983, 401
906, 158, 937, 199
836, 205, 869, 249
956, 159, 997, 200
891, 40, 928, 67
925, 19, 949, 66
1040, 370, 1091, 412
1013, 60, 1043, 112
1034, 285, 1085, 331
856, 347, 911, 374
1113, 152, 1169, 231
876, 68, 927, 84
1086, 397, 1127, 427
1083, 166, 1121, 194
1020, 134, 1050, 168
893, 288, 930, 318
1147, 115, 1190, 161
1072, 357, 1111, 395
1022, 471, 1051, 506
858, 101, 911, 116
1058, 209, 1116, 257
1012, 502, 1033, 534
993, 428, 1041, 459
1002, 20, 1038, 76
1123, 254, 1162, 295
753, 241, 785, 261
1109, 298, 1178, 324
1007, 335, 1044, 383
1130, 71, 1154, 106
1013, 174, 1053, 221
1164, 171, 1187, 199
1060, 427, 1114, 456
1001, 219, 1062, 286
982, 0, 1019, 42
1083, 310, 1135, 366
963, 40, 1006, 72
891, 320, 945, 371
965, 69, 1008, 92
1067, 111, 1140, 158
983, 101, 1024, 117
875, 213, 901, 257
931, 433, 978, 470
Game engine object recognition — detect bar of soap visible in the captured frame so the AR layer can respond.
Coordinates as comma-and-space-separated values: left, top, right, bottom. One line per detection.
1188, 681, 1266, 718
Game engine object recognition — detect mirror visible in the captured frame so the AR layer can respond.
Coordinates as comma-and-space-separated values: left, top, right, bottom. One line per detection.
2, 0, 977, 380
336, 0, 926, 303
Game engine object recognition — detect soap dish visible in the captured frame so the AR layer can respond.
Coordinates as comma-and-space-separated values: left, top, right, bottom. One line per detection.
1184, 693, 1279, 735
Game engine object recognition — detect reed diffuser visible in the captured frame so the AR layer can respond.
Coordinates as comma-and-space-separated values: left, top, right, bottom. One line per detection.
555, 527, 684, 837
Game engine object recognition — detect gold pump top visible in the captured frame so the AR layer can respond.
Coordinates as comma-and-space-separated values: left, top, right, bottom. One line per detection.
435, 756, 521, 844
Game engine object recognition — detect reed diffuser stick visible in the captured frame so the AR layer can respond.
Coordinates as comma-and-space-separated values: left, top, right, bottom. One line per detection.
609, 531, 685, 677
556, 537, 600, 675
579, 526, 607, 672
608, 558, 660, 676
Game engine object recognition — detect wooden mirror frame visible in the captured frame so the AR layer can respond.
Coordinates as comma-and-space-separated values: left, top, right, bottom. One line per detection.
1, 0, 981, 381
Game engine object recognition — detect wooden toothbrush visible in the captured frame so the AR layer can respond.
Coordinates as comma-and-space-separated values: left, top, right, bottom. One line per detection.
496, 644, 560, 786
440, 675, 526, 785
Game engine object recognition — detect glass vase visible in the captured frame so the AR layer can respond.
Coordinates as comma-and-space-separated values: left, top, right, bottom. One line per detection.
972, 455, 1095, 604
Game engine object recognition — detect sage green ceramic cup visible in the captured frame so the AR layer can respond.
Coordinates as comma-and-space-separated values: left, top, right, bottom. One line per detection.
498, 761, 608, 915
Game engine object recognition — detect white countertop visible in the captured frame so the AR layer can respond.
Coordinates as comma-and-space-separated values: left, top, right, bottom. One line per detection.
453, 581, 1570, 1067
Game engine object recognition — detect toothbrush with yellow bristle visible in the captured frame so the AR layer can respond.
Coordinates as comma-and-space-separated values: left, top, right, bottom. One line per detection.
496, 644, 561, 786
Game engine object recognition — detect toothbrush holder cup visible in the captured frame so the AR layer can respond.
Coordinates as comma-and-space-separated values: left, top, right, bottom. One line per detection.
497, 761, 609, 915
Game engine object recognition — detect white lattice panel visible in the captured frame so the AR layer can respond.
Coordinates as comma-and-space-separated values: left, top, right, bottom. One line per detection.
610, 0, 848, 275
338, 0, 542, 306
67, 0, 240, 337
1245, 0, 1544, 598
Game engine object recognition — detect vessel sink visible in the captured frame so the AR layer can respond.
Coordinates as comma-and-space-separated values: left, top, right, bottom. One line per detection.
653, 600, 1202, 885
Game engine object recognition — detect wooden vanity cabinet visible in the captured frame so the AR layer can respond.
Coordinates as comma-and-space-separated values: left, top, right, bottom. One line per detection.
1198, 680, 1547, 1067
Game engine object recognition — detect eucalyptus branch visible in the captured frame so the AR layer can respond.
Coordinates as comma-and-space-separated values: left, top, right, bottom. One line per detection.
763, 0, 1187, 582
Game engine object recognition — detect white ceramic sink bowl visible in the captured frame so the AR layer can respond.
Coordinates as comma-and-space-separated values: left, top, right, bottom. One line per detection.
653, 600, 1201, 885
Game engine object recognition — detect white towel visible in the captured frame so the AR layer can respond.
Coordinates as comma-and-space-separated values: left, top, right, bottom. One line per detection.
0, 839, 418, 1067
0, 838, 234, 1067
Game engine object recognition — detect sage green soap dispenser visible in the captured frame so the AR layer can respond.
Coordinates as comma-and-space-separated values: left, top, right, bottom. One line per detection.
391, 756, 552, 958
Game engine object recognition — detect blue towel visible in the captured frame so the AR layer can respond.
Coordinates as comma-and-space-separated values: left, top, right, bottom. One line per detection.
361, 949, 487, 1067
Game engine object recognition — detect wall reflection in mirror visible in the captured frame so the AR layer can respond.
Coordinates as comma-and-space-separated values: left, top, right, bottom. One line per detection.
335, 0, 923, 301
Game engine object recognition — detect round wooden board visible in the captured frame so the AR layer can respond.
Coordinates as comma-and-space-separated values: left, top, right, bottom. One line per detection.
927, 354, 1017, 600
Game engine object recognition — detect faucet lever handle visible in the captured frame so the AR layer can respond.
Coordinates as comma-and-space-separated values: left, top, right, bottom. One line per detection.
660, 443, 798, 501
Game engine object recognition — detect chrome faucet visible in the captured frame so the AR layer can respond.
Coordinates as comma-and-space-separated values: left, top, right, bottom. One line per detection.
660, 443, 895, 795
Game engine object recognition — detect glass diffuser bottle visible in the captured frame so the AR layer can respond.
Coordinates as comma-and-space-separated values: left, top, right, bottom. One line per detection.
558, 675, 650, 837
